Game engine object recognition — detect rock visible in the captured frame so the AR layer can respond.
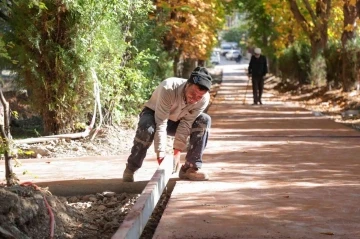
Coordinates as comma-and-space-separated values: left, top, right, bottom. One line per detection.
81, 195, 92, 201
341, 109, 360, 119
29, 146, 50, 156
89, 196, 97, 202
67, 196, 79, 203
96, 193, 104, 199
105, 202, 118, 208
103, 191, 116, 198
103, 220, 119, 231
96, 205, 107, 211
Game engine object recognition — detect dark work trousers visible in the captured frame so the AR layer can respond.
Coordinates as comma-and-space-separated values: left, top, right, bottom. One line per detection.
126, 107, 211, 171
251, 76, 264, 104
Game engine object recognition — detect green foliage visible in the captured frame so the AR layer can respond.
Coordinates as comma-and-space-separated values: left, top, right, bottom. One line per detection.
74, 122, 86, 132
310, 54, 327, 87
0, 37, 10, 62
278, 43, 311, 85
0, 138, 6, 155
11, 111, 19, 120
0, 137, 18, 158
325, 36, 360, 91
231, 0, 276, 61
0, 0, 171, 133
222, 26, 247, 47
2, 0, 94, 134
342, 37, 360, 87
324, 42, 342, 87
22, 169, 38, 178
237, 1, 271, 43
90, 0, 171, 122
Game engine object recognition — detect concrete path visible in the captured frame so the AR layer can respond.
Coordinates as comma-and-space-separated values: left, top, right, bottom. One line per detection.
153, 64, 360, 239
0, 153, 161, 195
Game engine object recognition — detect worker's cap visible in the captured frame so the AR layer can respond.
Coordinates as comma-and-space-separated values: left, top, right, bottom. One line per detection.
254, 48, 261, 54
188, 67, 212, 91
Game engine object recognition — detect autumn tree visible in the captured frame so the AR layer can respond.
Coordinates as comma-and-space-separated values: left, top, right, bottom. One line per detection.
155, 0, 225, 78
285, 0, 331, 58
234, 0, 360, 90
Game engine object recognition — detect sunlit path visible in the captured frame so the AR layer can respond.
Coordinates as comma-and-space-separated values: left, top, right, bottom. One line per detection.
153, 63, 360, 238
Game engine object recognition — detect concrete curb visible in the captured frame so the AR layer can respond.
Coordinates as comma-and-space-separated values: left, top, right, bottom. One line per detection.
111, 155, 173, 239
35, 179, 148, 196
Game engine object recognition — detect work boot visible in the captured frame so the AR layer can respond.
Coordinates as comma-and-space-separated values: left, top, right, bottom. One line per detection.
123, 164, 137, 182
179, 165, 209, 181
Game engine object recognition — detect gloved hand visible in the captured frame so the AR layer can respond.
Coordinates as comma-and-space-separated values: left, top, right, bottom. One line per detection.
157, 157, 164, 165
173, 149, 181, 173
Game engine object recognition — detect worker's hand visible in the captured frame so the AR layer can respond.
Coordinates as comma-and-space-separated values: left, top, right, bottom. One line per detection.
157, 157, 164, 165
173, 149, 181, 173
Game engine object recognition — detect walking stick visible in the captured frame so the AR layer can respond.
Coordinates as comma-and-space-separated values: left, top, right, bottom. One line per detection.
243, 76, 250, 105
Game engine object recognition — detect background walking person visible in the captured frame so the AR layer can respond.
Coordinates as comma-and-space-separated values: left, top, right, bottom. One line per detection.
248, 48, 268, 105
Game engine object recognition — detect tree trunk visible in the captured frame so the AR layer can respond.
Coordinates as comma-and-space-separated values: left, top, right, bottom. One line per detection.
198, 60, 205, 67
0, 90, 17, 186
181, 58, 197, 79
340, 1, 360, 92
42, 110, 61, 135
341, 51, 352, 92
173, 53, 181, 77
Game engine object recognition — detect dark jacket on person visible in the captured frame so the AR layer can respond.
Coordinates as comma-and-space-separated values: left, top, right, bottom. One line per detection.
248, 55, 268, 77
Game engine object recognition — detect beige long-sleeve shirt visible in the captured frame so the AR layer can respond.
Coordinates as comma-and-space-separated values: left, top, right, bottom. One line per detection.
144, 77, 210, 158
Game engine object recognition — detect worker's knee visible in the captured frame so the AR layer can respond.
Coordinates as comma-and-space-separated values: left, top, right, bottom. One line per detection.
193, 113, 211, 129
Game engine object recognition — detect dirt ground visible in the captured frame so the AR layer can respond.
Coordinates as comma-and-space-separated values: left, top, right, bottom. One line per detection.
1, 71, 359, 239
0, 185, 137, 239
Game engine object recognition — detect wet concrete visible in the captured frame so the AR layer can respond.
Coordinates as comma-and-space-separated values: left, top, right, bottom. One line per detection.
153, 64, 360, 239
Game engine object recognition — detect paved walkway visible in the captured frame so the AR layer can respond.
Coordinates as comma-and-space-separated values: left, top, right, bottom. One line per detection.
153, 64, 360, 239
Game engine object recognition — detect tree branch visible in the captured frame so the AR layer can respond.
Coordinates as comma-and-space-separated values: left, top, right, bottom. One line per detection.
288, 0, 310, 35
326, 0, 332, 16
302, 0, 317, 24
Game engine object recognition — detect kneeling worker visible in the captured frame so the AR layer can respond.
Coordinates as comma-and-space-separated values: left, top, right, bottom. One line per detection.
123, 66, 212, 182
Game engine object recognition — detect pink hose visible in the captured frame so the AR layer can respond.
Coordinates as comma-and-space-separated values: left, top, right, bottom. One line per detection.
43, 195, 55, 239
20, 182, 55, 238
